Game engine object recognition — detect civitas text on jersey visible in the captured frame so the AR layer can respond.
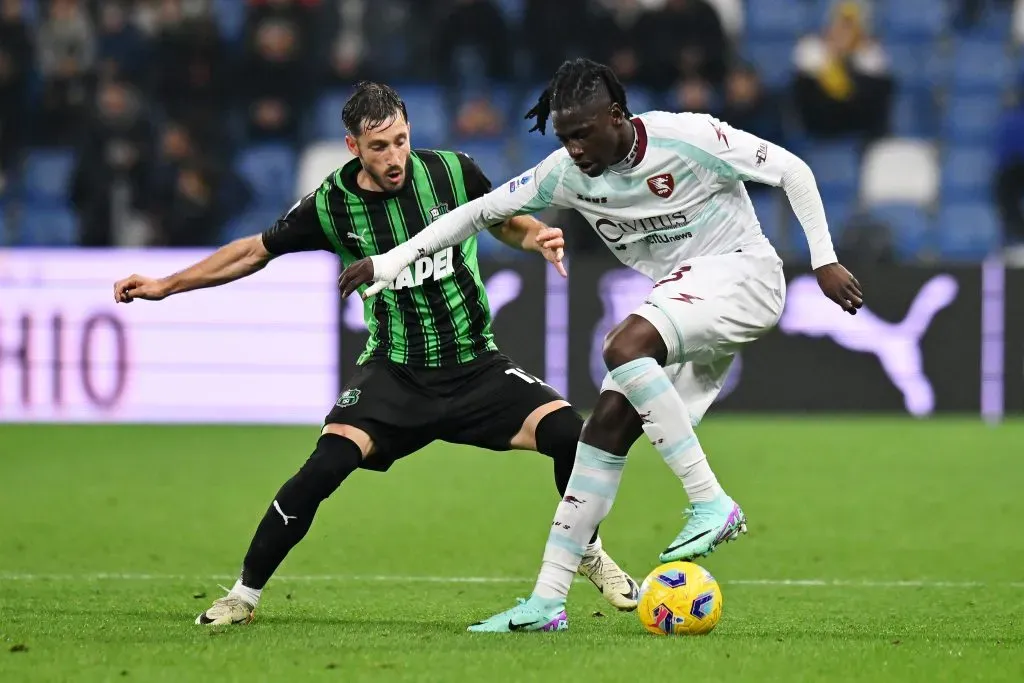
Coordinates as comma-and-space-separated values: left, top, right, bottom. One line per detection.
388, 246, 455, 291
594, 211, 689, 243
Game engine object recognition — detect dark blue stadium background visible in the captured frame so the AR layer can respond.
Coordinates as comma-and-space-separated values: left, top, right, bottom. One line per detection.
1, 0, 1023, 263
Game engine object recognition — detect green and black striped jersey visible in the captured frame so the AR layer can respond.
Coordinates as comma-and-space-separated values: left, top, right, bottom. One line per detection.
261, 149, 498, 367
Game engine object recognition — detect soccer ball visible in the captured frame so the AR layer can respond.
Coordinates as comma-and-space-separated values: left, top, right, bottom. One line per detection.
637, 561, 723, 636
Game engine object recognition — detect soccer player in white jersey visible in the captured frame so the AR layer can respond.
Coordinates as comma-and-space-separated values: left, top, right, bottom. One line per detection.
340, 58, 864, 633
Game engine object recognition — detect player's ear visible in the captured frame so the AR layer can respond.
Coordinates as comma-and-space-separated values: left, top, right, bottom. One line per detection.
608, 102, 625, 125
344, 134, 359, 158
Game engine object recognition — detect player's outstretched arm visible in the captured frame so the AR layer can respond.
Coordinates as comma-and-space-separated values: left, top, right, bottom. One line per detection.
113, 235, 273, 303
340, 156, 567, 299
488, 216, 567, 278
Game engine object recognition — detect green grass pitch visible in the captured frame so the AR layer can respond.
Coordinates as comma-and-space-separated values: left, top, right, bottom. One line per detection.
1, 418, 1022, 682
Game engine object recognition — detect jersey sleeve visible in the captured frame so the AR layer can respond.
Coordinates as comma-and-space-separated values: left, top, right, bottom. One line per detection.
260, 192, 333, 255
366, 151, 573, 285
455, 152, 493, 200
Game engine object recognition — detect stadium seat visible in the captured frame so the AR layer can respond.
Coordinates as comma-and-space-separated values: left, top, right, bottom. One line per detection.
867, 203, 934, 258
943, 95, 1004, 145
16, 206, 78, 246
950, 40, 1014, 94
212, 0, 245, 43
20, 149, 75, 203
878, 0, 949, 43
296, 142, 354, 200
802, 141, 860, 194
937, 203, 1002, 260
941, 146, 996, 202
744, 0, 810, 40
742, 42, 795, 89
955, 3, 1012, 41
235, 145, 297, 208
519, 135, 558, 168
891, 90, 938, 137
492, 0, 525, 24
452, 139, 514, 185
397, 85, 448, 148
625, 87, 659, 116
860, 138, 939, 207
884, 43, 942, 92
312, 91, 349, 141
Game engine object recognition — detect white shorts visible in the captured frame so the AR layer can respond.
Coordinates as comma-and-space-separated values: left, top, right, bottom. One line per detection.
601, 248, 786, 425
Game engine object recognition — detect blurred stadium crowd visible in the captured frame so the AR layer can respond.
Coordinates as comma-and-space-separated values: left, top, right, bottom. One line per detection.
2, 0, 1024, 265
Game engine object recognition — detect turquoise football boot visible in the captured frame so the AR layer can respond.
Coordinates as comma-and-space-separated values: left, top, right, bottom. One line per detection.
467, 596, 568, 633
659, 493, 747, 562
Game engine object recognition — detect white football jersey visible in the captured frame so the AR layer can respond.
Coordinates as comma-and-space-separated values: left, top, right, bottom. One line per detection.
477, 111, 800, 281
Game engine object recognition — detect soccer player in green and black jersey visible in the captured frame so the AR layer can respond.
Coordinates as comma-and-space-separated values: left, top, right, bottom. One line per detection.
113, 82, 639, 626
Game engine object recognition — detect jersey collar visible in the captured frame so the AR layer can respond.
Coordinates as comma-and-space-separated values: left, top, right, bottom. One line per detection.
607, 117, 648, 174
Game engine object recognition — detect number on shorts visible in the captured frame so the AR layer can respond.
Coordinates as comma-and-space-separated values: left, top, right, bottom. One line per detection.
653, 265, 691, 289
505, 367, 548, 386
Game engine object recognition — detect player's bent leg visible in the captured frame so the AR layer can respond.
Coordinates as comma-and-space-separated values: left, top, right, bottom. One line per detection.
469, 394, 640, 632
196, 424, 371, 626
517, 401, 641, 612
603, 314, 745, 562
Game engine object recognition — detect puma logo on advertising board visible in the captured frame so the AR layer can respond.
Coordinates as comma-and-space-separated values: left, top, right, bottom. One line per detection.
779, 274, 958, 416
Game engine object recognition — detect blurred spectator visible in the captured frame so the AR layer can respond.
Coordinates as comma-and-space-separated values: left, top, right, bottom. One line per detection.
36, 0, 96, 146
673, 79, 715, 114
718, 63, 784, 146
159, 161, 223, 246
241, 17, 306, 142
0, 0, 32, 186
437, 0, 511, 87
703, 0, 743, 41
994, 98, 1024, 264
324, 0, 366, 85
244, 0, 322, 65
591, 0, 646, 84
524, 0, 600, 81
792, 1, 893, 139
633, 0, 728, 90
70, 80, 153, 246
146, 121, 250, 246
96, 0, 149, 84
153, 0, 227, 144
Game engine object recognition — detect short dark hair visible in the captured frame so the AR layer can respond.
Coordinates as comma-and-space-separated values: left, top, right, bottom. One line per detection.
341, 81, 408, 136
525, 58, 631, 135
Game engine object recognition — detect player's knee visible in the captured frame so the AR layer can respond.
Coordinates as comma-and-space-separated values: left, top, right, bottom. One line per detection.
534, 406, 584, 460
602, 315, 667, 370
294, 432, 365, 499
581, 391, 643, 455
321, 423, 373, 458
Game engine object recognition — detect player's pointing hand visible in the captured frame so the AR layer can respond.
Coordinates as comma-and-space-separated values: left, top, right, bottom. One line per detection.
814, 262, 863, 315
536, 226, 567, 278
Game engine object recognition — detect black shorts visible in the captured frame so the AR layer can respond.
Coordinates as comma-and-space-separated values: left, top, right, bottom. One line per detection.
324, 352, 566, 471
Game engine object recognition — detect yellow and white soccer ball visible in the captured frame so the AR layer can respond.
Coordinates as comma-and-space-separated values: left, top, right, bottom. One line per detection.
637, 561, 723, 636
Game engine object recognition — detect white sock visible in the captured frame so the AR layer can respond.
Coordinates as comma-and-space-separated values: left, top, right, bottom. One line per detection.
609, 357, 723, 503
229, 579, 262, 608
533, 443, 626, 601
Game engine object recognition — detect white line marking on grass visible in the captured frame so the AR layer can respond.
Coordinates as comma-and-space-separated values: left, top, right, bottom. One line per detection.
2, 573, 1023, 589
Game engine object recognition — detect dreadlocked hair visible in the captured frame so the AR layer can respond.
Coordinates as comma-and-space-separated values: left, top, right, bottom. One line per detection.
524, 58, 631, 135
